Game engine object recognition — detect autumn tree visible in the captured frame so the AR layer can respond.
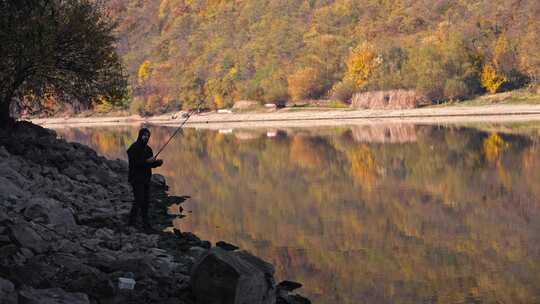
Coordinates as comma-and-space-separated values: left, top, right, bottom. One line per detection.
518, 21, 540, 86
138, 60, 153, 84
0, 0, 127, 126
287, 68, 325, 101
481, 64, 507, 94
345, 43, 380, 89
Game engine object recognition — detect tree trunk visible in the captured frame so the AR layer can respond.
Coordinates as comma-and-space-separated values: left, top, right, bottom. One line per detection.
0, 99, 14, 128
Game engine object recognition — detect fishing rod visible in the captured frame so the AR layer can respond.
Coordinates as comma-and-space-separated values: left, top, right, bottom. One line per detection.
154, 100, 206, 158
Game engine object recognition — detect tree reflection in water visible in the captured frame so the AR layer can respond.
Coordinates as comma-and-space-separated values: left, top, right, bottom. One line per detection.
56, 123, 540, 304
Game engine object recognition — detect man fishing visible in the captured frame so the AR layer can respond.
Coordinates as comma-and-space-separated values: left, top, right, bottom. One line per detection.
127, 127, 163, 229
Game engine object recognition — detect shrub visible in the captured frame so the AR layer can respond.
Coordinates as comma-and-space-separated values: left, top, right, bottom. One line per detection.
93, 97, 114, 113
329, 79, 356, 102
444, 78, 469, 101
481, 64, 507, 94
129, 97, 146, 115
138, 60, 153, 84
416, 77, 444, 102
260, 76, 289, 104
144, 95, 162, 114
502, 69, 529, 91
287, 67, 324, 101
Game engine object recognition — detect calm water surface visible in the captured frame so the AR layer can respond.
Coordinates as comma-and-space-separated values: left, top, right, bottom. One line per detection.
55, 123, 540, 304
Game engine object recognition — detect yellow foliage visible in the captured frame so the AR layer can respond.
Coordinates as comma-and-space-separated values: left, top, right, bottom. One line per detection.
159, 0, 170, 20
483, 133, 509, 162
494, 34, 508, 66
481, 64, 507, 94
214, 94, 225, 109
138, 60, 153, 84
345, 43, 380, 88
94, 95, 113, 113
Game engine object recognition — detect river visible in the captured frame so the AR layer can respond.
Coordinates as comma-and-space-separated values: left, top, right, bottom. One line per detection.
53, 122, 540, 304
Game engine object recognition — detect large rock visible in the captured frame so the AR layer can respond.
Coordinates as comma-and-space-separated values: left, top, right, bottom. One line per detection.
0, 145, 9, 158
350, 89, 429, 109
24, 197, 76, 228
62, 165, 84, 180
151, 174, 167, 189
89, 169, 119, 186
190, 247, 276, 304
0, 277, 17, 304
0, 176, 25, 201
19, 287, 89, 304
0, 160, 29, 188
9, 222, 48, 253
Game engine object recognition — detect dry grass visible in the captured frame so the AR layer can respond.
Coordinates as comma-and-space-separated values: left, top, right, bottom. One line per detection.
451, 89, 540, 106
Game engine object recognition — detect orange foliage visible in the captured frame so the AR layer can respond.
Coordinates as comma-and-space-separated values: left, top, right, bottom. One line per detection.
287, 68, 324, 101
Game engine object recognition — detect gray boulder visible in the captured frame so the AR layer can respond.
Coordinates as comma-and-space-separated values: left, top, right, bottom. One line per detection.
9, 222, 48, 253
23, 197, 76, 228
190, 247, 276, 304
146, 248, 181, 278
0, 160, 29, 188
62, 165, 84, 180
0, 145, 9, 158
0, 277, 17, 304
89, 169, 118, 186
0, 176, 25, 201
151, 174, 167, 189
19, 287, 90, 304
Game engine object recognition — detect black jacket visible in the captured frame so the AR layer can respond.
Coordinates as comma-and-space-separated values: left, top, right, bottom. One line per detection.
127, 140, 159, 184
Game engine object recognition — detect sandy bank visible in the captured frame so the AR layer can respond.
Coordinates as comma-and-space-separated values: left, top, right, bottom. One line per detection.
30, 104, 540, 129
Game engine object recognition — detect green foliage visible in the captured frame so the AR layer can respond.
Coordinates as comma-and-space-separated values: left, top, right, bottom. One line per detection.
398, 28, 484, 102
444, 78, 470, 101
259, 73, 289, 104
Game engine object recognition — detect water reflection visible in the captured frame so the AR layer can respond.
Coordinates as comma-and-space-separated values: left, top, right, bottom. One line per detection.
55, 123, 540, 304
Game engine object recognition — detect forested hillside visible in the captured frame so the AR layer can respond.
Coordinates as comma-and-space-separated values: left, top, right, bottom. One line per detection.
107, 0, 540, 113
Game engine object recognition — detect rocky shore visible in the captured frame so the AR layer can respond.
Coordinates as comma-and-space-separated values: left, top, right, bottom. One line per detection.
0, 122, 309, 304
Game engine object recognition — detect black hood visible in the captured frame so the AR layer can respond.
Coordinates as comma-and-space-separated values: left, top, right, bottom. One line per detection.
137, 128, 150, 142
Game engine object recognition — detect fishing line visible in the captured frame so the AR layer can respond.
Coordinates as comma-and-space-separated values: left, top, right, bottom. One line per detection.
154, 100, 206, 158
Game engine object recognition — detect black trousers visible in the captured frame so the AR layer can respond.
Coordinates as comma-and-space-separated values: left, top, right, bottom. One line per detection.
129, 182, 150, 224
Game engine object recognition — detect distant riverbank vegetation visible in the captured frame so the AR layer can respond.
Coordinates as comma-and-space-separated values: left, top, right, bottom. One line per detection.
103, 0, 539, 115
7, 0, 540, 118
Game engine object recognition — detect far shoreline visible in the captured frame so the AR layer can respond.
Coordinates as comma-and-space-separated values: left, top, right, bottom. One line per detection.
30, 104, 540, 129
